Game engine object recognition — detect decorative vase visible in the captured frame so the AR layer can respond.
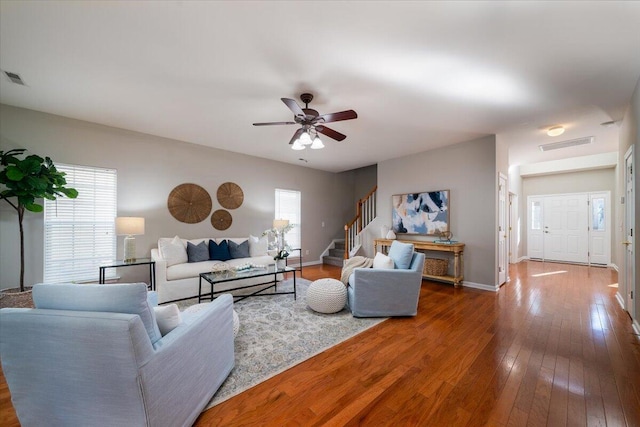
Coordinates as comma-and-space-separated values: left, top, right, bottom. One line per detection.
386, 229, 396, 239
276, 259, 286, 270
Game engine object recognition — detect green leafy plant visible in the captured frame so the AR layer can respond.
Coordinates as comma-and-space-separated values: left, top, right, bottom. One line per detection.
0, 149, 78, 291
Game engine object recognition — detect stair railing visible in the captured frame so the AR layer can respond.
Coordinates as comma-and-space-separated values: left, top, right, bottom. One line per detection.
344, 186, 377, 259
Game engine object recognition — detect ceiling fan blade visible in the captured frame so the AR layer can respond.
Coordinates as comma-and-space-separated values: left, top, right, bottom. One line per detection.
253, 121, 297, 126
289, 128, 304, 144
316, 110, 358, 124
315, 125, 346, 141
281, 98, 306, 118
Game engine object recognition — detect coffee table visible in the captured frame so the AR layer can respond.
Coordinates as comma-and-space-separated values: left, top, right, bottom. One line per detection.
198, 265, 297, 303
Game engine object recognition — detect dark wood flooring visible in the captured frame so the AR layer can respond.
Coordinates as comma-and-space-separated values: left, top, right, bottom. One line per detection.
1, 261, 638, 426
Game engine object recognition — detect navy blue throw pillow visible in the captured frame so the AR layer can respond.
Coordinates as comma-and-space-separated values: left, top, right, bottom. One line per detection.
209, 239, 231, 261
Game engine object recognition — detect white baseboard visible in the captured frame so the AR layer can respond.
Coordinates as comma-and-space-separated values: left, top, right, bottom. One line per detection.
609, 263, 619, 272
615, 292, 625, 310
463, 281, 499, 292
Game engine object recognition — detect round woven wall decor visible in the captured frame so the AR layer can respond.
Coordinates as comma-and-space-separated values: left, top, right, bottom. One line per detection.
167, 183, 212, 224
211, 209, 232, 230
216, 182, 244, 210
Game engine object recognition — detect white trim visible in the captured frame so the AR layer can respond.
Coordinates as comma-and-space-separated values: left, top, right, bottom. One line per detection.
615, 292, 626, 310
462, 281, 499, 292
610, 263, 619, 272
633, 319, 640, 338
516, 256, 528, 263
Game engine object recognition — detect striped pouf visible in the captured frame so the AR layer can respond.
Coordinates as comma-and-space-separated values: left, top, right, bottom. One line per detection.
306, 278, 347, 314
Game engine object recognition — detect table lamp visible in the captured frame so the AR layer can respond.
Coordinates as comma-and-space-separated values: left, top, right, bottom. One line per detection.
116, 217, 145, 262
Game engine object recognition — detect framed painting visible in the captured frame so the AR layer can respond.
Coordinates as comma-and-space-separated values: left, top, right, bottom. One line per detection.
392, 190, 449, 235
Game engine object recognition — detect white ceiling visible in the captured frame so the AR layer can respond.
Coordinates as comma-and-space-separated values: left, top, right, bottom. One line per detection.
1, 1, 639, 173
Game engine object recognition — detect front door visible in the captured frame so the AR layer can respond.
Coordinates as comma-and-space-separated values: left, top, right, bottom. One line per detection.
543, 194, 589, 264
588, 192, 611, 265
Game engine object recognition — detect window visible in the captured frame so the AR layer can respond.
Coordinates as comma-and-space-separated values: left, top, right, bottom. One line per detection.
591, 197, 605, 231
275, 189, 301, 250
531, 201, 542, 230
44, 164, 117, 283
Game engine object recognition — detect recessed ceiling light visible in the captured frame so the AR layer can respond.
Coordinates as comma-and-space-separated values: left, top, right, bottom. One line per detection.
539, 136, 593, 152
546, 126, 565, 137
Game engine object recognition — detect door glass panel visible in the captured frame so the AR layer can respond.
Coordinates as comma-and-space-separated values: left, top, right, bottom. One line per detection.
592, 197, 605, 231
531, 201, 541, 230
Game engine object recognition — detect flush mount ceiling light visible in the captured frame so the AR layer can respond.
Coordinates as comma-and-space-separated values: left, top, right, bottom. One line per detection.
539, 136, 593, 152
546, 126, 565, 137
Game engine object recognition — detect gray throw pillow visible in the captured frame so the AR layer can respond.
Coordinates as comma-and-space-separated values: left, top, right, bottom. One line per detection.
187, 241, 209, 263
229, 240, 250, 259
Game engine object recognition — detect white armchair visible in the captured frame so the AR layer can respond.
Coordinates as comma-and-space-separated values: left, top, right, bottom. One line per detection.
0, 283, 234, 427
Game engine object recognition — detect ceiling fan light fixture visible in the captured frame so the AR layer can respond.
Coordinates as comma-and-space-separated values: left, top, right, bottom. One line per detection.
291, 140, 305, 150
546, 126, 565, 137
299, 131, 312, 145
310, 136, 324, 150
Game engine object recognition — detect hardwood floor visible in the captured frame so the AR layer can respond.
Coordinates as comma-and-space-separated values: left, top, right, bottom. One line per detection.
1, 261, 638, 426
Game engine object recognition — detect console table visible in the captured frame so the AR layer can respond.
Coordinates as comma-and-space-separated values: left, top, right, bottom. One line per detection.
374, 239, 465, 287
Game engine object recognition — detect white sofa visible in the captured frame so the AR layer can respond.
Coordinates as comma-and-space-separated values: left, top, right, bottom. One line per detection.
151, 236, 276, 303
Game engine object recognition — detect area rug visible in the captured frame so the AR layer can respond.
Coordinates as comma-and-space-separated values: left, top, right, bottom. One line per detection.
183, 278, 386, 409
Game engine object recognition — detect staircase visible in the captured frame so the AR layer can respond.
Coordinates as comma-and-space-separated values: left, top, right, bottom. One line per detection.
322, 241, 346, 267
343, 186, 377, 259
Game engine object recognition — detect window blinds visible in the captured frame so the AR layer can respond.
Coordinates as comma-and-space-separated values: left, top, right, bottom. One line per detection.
275, 188, 301, 250
44, 164, 117, 283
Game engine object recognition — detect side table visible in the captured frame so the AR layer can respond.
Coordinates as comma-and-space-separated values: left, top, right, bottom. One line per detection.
99, 258, 156, 290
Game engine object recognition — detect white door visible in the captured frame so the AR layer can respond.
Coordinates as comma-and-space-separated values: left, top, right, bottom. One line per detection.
624, 147, 635, 318
588, 192, 611, 265
509, 193, 518, 264
544, 194, 589, 263
498, 174, 507, 285
528, 196, 545, 260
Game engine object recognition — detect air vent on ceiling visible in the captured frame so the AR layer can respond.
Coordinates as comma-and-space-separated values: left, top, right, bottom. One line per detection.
4, 71, 25, 85
539, 136, 593, 152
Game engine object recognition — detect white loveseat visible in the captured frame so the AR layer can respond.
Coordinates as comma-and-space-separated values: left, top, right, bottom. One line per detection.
151, 236, 275, 303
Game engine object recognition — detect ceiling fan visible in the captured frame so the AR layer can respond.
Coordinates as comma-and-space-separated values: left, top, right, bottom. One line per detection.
253, 93, 357, 149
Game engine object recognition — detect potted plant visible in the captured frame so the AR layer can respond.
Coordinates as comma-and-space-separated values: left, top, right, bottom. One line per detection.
0, 149, 78, 292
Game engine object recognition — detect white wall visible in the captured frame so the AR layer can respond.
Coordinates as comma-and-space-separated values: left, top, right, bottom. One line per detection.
617, 76, 639, 324
375, 135, 498, 289
0, 104, 355, 288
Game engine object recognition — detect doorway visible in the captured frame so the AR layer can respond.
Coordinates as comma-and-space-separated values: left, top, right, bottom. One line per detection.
624, 147, 635, 318
527, 191, 611, 265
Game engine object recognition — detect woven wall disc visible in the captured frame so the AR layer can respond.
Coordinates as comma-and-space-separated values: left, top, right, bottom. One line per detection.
211, 209, 232, 230
167, 183, 212, 224
216, 182, 244, 210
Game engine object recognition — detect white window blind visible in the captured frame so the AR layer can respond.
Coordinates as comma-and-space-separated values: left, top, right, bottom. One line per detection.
275, 188, 301, 250
44, 164, 117, 283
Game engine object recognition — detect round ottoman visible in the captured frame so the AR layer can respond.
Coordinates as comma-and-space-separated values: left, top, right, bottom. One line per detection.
307, 278, 347, 314
184, 304, 240, 338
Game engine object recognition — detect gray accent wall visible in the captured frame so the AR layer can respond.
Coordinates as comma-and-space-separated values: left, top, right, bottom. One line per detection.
0, 104, 354, 288
376, 135, 498, 288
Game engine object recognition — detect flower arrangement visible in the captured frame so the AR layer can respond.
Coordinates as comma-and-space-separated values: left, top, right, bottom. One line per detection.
263, 221, 296, 255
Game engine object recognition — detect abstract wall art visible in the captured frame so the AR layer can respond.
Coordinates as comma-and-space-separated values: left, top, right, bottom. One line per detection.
392, 190, 449, 235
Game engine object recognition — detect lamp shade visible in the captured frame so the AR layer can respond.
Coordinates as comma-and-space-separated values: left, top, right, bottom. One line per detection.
273, 219, 289, 230
115, 217, 145, 236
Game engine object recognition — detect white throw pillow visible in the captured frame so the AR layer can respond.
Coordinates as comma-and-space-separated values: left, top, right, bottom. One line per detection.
249, 234, 268, 257
373, 252, 395, 270
159, 236, 188, 267
153, 304, 182, 336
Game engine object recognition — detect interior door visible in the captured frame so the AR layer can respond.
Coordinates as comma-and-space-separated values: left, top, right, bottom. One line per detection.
528, 196, 544, 260
498, 174, 507, 285
624, 147, 635, 318
588, 192, 611, 265
509, 192, 518, 264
